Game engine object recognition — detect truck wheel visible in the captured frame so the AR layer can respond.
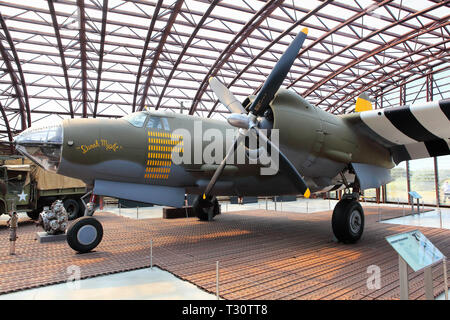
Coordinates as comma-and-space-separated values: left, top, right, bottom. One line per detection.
67, 217, 103, 253
27, 209, 41, 220
64, 199, 80, 220
77, 199, 85, 217
332, 199, 364, 244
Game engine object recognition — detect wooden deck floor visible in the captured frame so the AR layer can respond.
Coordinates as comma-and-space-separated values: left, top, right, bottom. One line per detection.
0, 205, 448, 299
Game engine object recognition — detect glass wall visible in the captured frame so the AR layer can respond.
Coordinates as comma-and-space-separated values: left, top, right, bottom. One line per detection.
406, 77, 427, 105
386, 161, 408, 203
437, 155, 450, 205
363, 188, 377, 202
408, 158, 436, 205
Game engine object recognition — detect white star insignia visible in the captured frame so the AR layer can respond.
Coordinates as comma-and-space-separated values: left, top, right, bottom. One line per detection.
18, 190, 28, 201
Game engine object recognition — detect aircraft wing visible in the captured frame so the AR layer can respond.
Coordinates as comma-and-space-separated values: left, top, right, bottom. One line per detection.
343, 99, 450, 164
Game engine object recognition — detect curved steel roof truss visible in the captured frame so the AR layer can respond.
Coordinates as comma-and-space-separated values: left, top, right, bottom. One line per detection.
0, 0, 447, 149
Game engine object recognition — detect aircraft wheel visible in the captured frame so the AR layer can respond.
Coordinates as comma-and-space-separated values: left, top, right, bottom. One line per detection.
332, 199, 364, 244
67, 216, 103, 253
193, 195, 219, 221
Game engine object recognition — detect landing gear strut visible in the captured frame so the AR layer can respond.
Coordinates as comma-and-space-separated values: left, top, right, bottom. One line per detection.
332, 194, 364, 244
80, 191, 100, 216
192, 195, 220, 221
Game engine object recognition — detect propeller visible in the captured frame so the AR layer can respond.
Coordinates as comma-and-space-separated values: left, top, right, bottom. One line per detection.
201, 27, 311, 202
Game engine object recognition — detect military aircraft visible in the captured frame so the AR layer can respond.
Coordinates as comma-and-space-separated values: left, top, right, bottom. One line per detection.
14, 27, 450, 253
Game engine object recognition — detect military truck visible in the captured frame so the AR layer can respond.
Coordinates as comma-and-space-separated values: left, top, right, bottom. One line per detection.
0, 163, 87, 220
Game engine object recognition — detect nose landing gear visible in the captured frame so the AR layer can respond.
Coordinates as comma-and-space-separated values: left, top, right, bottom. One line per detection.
332, 194, 365, 244
66, 216, 103, 253
192, 195, 220, 221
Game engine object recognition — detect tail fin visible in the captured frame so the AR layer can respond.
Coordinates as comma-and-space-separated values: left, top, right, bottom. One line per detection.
355, 92, 373, 112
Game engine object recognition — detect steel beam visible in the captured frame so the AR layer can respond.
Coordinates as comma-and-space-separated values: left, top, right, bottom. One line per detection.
132, 0, 163, 112
288, 1, 450, 95
47, 0, 74, 118
189, 0, 284, 115
0, 101, 13, 152
3, 1, 442, 68
373, 64, 450, 101
320, 19, 449, 109
206, 0, 332, 117
319, 37, 448, 107
138, 0, 184, 112
331, 51, 447, 113
155, 0, 220, 111
0, 13, 30, 129
77, 0, 88, 118
93, 0, 108, 118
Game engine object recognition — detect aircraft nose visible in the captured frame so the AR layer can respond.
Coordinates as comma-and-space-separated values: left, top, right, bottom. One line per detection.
14, 121, 63, 173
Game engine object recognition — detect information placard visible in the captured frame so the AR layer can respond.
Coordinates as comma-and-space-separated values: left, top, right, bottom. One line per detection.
386, 230, 444, 272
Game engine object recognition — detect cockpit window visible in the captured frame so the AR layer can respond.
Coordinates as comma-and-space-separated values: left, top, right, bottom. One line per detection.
123, 112, 147, 128
147, 116, 170, 131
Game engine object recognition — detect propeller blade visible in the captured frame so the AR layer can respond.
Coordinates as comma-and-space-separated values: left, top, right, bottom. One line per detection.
248, 27, 308, 116
202, 132, 244, 199
209, 77, 246, 114
251, 127, 310, 198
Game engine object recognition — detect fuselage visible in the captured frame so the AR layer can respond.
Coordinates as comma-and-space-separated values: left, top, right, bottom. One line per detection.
14, 89, 394, 197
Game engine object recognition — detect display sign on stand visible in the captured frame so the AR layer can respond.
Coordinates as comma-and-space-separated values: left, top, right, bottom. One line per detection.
386, 230, 448, 300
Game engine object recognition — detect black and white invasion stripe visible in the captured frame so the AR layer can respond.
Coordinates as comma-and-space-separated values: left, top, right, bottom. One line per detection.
358, 98, 450, 164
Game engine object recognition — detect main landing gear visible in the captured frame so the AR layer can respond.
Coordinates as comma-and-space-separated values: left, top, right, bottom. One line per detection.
192, 195, 220, 221
332, 194, 364, 244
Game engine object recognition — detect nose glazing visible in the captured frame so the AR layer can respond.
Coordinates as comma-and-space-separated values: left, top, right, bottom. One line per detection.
14, 122, 63, 172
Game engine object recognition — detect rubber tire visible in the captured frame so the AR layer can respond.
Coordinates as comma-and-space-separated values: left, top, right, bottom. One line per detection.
193, 196, 220, 221
27, 209, 41, 220
64, 198, 80, 220
66, 216, 103, 253
332, 199, 364, 244
77, 199, 85, 218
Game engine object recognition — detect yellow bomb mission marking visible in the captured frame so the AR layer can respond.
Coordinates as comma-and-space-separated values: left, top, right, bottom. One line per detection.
77, 139, 123, 154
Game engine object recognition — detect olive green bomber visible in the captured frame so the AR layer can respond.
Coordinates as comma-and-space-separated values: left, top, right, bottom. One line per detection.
55, 88, 395, 196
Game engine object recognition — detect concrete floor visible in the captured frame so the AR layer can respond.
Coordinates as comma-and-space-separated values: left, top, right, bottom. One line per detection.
381, 208, 450, 230
1, 198, 448, 300
0, 267, 216, 300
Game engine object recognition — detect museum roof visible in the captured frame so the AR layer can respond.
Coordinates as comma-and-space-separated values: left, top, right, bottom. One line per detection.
0, 0, 448, 153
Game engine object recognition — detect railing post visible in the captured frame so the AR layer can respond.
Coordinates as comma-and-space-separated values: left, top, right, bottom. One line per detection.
444, 257, 448, 300
150, 239, 153, 269
216, 261, 219, 300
